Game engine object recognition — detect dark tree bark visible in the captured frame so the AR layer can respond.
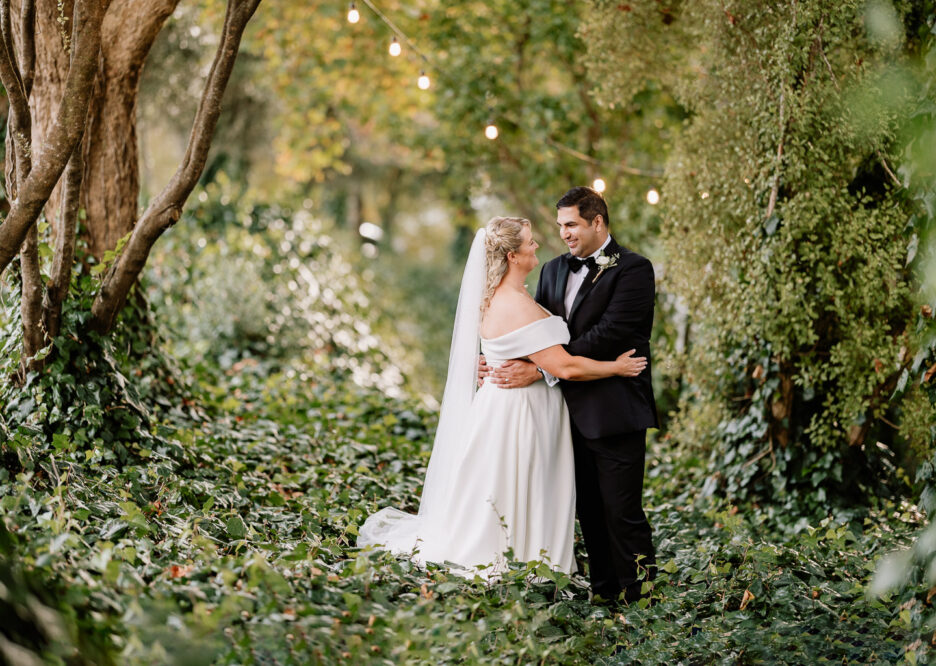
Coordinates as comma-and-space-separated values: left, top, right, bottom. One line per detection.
42, 143, 81, 340
1, 0, 42, 367
0, 0, 109, 274
769, 360, 795, 449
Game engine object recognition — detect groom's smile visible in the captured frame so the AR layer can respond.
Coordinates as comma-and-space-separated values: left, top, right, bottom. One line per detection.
556, 205, 607, 258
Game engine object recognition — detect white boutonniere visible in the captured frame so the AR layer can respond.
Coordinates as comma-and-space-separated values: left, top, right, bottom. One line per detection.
592, 251, 620, 283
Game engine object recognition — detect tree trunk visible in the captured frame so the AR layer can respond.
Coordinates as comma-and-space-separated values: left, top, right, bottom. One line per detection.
5, 0, 41, 369
18, 0, 176, 260
3, 0, 175, 368
28, 0, 73, 226
769, 359, 795, 448
81, 0, 177, 258
42, 143, 81, 340
0, 0, 110, 275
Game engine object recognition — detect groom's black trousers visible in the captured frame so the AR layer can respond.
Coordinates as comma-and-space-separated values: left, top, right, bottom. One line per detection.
571, 423, 656, 602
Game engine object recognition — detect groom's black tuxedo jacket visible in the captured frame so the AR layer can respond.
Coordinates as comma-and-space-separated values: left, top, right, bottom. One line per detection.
534, 236, 659, 440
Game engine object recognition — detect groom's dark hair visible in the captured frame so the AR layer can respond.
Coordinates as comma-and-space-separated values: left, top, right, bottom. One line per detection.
556, 186, 610, 229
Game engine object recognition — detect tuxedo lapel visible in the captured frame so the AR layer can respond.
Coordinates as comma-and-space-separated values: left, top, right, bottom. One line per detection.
568, 237, 623, 323
554, 256, 570, 319
568, 267, 597, 322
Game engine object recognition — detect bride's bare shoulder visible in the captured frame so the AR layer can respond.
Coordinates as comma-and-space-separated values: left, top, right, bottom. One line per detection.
481, 291, 549, 339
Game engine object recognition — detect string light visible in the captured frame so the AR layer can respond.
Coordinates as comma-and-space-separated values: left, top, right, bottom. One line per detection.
359, 222, 385, 242
348, 1, 663, 181
646, 188, 660, 205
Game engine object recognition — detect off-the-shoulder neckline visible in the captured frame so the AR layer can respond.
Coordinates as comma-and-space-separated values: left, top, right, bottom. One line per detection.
480, 313, 562, 342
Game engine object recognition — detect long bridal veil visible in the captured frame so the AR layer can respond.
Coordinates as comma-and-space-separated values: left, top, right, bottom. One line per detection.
357, 228, 486, 555
416, 227, 486, 513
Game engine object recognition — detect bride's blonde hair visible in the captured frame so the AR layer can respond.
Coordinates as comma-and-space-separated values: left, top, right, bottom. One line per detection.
482, 216, 531, 313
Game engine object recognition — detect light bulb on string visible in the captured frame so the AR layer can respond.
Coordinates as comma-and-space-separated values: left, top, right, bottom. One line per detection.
646, 188, 660, 205
592, 178, 606, 193
484, 121, 499, 140
417, 71, 431, 90
347, 2, 360, 23
388, 36, 401, 56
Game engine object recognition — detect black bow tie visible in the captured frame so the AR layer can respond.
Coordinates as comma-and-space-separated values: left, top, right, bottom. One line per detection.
566, 255, 597, 273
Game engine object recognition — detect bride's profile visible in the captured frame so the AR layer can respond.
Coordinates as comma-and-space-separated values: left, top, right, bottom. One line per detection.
357, 216, 645, 576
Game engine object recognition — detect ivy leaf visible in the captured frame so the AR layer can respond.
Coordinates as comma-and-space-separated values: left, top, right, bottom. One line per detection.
226, 514, 247, 540
763, 214, 780, 236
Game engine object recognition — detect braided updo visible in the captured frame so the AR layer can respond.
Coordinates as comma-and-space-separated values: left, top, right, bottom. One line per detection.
481, 216, 531, 314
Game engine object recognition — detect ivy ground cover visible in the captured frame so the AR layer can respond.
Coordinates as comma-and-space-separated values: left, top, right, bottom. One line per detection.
0, 354, 923, 665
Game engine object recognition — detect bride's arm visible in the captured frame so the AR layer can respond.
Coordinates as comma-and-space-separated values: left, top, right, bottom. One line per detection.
528, 345, 646, 381
486, 295, 645, 384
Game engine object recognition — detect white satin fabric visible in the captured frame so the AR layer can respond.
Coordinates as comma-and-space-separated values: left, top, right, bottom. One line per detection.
358, 315, 577, 577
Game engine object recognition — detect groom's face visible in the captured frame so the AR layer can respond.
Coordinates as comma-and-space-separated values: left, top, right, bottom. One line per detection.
557, 206, 606, 257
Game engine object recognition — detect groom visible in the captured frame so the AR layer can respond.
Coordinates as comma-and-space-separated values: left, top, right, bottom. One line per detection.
487, 186, 658, 604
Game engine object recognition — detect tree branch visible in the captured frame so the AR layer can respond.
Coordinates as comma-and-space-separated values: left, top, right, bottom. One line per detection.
101, 0, 178, 74
1, 0, 43, 370
19, 0, 34, 94
89, 0, 261, 334
876, 149, 902, 188
19, 223, 43, 364
42, 143, 82, 340
0, 0, 110, 276
0, 0, 31, 200
544, 137, 663, 178
765, 90, 785, 220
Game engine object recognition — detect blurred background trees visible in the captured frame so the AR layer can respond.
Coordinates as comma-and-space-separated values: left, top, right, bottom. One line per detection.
133, 0, 683, 396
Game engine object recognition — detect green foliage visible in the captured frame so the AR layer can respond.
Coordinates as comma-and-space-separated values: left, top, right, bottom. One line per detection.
147, 189, 409, 398
584, 0, 936, 509
0, 354, 922, 663
620, 496, 917, 663
0, 265, 187, 460
0, 522, 115, 665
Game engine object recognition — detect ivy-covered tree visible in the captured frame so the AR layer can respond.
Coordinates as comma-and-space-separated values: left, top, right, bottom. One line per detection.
582, 0, 936, 507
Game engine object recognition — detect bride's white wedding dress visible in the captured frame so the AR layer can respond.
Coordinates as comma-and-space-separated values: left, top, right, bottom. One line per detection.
358, 230, 576, 577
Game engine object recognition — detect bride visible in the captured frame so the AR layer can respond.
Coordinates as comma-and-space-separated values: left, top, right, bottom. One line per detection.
358, 216, 646, 576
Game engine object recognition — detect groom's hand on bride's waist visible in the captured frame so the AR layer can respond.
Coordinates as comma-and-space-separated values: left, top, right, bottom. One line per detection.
488, 359, 541, 390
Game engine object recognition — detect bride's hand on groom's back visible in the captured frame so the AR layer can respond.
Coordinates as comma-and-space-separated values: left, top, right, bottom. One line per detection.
478, 355, 489, 387
616, 349, 647, 377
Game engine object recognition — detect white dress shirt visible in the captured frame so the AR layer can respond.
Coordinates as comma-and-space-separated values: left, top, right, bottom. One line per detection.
563, 235, 611, 318
541, 236, 612, 387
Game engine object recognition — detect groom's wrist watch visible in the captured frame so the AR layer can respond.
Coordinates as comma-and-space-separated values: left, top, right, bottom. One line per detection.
536, 367, 545, 378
